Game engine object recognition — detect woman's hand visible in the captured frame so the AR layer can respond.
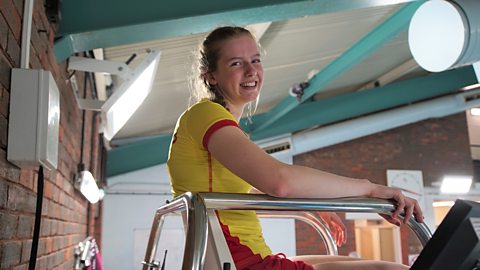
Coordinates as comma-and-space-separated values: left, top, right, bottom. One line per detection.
369, 183, 424, 226
318, 212, 347, 247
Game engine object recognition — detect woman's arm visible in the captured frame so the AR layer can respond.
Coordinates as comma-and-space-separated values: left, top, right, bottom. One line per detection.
208, 126, 423, 224
209, 126, 372, 198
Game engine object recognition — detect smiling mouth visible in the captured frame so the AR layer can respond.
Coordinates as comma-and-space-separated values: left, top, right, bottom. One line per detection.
240, 81, 257, 87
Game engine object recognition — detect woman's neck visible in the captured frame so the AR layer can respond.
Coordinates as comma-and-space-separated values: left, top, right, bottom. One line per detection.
226, 103, 245, 121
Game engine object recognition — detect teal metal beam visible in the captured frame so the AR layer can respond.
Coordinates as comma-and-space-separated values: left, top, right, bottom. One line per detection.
106, 134, 172, 177
54, 0, 419, 62
252, 1, 424, 132
106, 66, 477, 177
246, 66, 478, 140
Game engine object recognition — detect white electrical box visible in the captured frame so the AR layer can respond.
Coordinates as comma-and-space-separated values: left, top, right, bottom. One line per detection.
7, 68, 60, 170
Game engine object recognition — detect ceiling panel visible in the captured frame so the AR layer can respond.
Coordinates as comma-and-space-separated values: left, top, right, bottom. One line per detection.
103, 3, 416, 140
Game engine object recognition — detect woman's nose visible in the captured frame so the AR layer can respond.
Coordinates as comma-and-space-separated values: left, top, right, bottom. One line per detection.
245, 63, 257, 77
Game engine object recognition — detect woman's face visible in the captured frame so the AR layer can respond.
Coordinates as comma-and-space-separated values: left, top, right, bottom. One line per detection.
207, 34, 263, 107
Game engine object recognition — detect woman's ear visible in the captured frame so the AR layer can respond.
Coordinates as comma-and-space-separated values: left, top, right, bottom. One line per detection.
205, 72, 217, 86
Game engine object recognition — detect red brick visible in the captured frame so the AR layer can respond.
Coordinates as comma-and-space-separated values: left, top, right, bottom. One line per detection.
44, 179, 54, 199
0, 85, 9, 118
52, 183, 60, 203
0, 11, 8, 50
11, 0, 22, 17
20, 239, 31, 264
0, 211, 18, 239
0, 113, 6, 148
16, 214, 33, 238
0, 179, 7, 208
7, 184, 35, 213
30, 22, 48, 61
19, 169, 33, 190
6, 26, 20, 67
0, 52, 11, 89
0, 162, 20, 183
36, 256, 47, 269
0, 241, 21, 268
33, 1, 50, 34
13, 263, 28, 270
28, 44, 41, 69
0, 0, 21, 41
40, 218, 52, 238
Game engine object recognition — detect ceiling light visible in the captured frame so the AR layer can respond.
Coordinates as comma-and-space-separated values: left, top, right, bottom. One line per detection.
408, 0, 480, 73
440, 175, 472, 194
471, 108, 480, 116
68, 49, 161, 140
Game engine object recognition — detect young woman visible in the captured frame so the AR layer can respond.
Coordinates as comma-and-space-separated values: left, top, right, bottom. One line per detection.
167, 26, 423, 270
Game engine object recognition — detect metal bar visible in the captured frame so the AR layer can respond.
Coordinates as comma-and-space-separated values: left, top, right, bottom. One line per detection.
292, 88, 480, 156
199, 193, 432, 246
257, 211, 338, 255
252, 1, 425, 132
68, 56, 130, 78
248, 66, 477, 141
183, 194, 208, 270
106, 66, 476, 177
142, 193, 191, 269
143, 192, 432, 269
142, 192, 209, 270
53, 0, 420, 62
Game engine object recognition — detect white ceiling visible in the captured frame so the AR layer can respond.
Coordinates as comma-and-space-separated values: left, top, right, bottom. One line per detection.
103, 3, 426, 140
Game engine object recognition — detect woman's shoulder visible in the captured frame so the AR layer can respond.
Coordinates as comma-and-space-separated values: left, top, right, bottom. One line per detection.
187, 98, 228, 115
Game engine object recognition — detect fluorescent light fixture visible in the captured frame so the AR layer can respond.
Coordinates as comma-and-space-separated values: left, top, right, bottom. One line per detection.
76, 170, 100, 204
440, 175, 472, 194
68, 49, 162, 140
408, 0, 480, 72
432, 201, 455, 207
471, 108, 480, 116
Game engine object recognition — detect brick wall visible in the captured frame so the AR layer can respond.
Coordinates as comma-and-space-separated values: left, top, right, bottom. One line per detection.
0, 1, 103, 269
293, 113, 473, 263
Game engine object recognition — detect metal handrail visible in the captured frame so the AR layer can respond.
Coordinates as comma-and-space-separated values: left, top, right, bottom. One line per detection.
142, 192, 433, 270
200, 193, 432, 245
142, 192, 208, 270
256, 211, 338, 255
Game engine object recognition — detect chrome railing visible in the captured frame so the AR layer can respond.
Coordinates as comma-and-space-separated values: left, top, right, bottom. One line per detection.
142, 192, 208, 270
142, 192, 432, 270
256, 211, 338, 256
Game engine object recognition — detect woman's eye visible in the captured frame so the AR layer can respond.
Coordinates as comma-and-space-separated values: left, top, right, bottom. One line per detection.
230, 61, 241, 67
252, 58, 262, 64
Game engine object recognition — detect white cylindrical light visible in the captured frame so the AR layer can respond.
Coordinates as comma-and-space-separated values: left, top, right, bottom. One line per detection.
408, 0, 480, 72
78, 170, 100, 204
440, 175, 472, 194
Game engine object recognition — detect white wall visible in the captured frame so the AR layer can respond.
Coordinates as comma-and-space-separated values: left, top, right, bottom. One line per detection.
102, 164, 179, 270
467, 111, 480, 159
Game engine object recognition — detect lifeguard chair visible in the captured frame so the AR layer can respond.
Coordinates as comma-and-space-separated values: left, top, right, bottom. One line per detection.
141, 192, 432, 270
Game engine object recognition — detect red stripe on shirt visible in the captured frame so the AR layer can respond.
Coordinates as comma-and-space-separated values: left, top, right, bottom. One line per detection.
208, 152, 213, 192
202, 119, 240, 150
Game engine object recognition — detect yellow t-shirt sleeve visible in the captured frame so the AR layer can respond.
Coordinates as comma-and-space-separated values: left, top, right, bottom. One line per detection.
186, 100, 239, 149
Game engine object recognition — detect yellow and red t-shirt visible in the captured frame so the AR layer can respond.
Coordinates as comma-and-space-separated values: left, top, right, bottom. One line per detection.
167, 99, 272, 264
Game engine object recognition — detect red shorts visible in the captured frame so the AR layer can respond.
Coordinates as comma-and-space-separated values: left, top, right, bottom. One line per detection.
246, 253, 314, 270
220, 222, 313, 270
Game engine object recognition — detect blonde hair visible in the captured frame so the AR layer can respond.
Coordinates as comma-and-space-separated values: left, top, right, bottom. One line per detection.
190, 26, 257, 108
